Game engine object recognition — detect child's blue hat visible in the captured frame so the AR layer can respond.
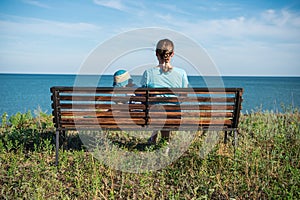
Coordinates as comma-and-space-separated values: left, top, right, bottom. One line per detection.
113, 70, 131, 87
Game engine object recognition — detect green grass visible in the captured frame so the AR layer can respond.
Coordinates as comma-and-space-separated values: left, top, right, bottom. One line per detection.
0, 108, 299, 199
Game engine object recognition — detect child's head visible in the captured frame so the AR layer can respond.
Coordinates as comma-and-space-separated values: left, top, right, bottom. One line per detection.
113, 69, 131, 87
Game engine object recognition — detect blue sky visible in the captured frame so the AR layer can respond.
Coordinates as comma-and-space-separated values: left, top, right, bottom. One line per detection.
0, 0, 300, 76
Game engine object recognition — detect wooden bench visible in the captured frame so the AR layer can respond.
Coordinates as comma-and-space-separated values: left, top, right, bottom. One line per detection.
50, 87, 243, 165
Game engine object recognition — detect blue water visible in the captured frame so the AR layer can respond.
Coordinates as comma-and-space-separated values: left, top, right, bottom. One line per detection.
0, 74, 299, 117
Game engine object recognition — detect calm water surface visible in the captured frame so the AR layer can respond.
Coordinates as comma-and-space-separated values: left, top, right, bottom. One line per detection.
0, 74, 299, 117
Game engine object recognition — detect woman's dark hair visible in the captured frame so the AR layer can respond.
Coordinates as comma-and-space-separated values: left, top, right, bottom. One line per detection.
156, 39, 174, 72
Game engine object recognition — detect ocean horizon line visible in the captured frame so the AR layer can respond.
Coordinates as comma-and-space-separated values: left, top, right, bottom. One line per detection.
1, 72, 300, 78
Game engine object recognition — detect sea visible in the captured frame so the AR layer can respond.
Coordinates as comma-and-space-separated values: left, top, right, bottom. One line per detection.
0, 74, 299, 117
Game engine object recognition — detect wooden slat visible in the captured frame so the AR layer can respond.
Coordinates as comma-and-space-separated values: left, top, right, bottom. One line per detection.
60, 111, 145, 118
184, 97, 235, 103
59, 95, 146, 102
149, 112, 233, 118
148, 118, 232, 126
59, 124, 230, 131
148, 91, 237, 95
59, 96, 234, 104
148, 104, 235, 111
60, 118, 145, 125
59, 103, 146, 110
51, 87, 242, 93
60, 124, 146, 130
148, 96, 180, 103
148, 96, 235, 103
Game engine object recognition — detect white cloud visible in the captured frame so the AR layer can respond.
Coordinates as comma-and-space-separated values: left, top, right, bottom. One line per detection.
92, 0, 150, 16
0, 16, 102, 38
22, 0, 51, 8
154, 3, 191, 16
93, 0, 126, 11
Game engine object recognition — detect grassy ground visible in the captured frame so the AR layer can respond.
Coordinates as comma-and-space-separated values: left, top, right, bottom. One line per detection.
0, 109, 299, 199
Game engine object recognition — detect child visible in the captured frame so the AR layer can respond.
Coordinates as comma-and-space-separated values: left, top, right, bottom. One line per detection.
113, 69, 131, 87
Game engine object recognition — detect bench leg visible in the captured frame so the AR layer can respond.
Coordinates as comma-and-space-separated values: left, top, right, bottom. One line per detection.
233, 129, 238, 148
224, 131, 228, 144
233, 130, 238, 156
55, 130, 59, 166
62, 130, 67, 149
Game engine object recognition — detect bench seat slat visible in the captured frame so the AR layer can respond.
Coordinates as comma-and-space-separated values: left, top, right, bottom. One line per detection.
148, 104, 235, 111
58, 125, 231, 131
148, 112, 233, 118
59, 103, 146, 110
147, 91, 238, 95
59, 95, 146, 102
59, 112, 232, 119
60, 118, 146, 125
60, 111, 146, 118
148, 118, 232, 126
59, 118, 232, 126
58, 104, 235, 111
148, 97, 236, 103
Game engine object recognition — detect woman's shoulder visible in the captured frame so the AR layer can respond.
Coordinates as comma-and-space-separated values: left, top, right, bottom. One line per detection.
148, 66, 160, 70
173, 67, 187, 74
144, 66, 160, 74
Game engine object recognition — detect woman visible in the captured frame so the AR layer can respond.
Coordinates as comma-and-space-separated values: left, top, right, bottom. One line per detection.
140, 39, 189, 144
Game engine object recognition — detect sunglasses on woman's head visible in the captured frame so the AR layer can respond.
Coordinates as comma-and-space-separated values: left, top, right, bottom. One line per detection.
157, 49, 173, 58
